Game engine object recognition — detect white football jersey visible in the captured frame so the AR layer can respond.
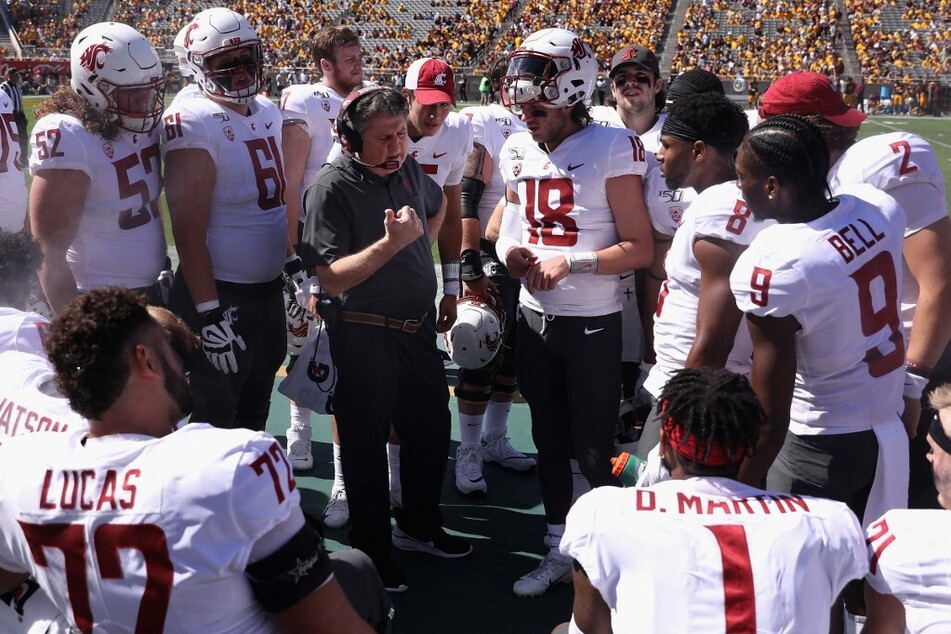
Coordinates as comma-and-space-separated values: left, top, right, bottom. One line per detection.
865, 509, 951, 633
406, 111, 473, 189
644, 181, 772, 398
643, 157, 694, 238
637, 113, 666, 154
169, 83, 201, 108
0, 424, 306, 633
589, 105, 623, 129
0, 90, 26, 231
829, 132, 948, 331
0, 351, 87, 439
562, 478, 867, 634
498, 125, 648, 316
280, 83, 346, 195
731, 187, 906, 435
29, 113, 165, 290
458, 103, 527, 230
161, 95, 288, 284
0, 308, 49, 356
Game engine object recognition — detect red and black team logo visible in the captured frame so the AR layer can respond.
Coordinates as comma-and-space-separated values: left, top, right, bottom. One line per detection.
570, 38, 588, 59
621, 47, 637, 62
79, 43, 111, 72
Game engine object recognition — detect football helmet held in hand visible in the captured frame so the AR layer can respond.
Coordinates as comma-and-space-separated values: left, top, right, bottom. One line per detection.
447, 295, 505, 369
70, 22, 166, 133
501, 28, 596, 111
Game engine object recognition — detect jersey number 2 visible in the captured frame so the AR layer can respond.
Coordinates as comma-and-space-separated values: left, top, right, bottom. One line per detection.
524, 178, 578, 246
18, 521, 173, 634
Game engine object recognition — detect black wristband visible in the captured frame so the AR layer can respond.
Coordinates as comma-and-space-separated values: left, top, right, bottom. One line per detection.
460, 248, 484, 281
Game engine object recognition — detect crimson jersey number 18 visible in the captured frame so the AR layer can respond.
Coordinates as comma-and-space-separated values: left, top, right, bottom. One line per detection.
523, 177, 578, 247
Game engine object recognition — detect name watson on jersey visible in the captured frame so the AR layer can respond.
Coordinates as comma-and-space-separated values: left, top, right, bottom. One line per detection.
0, 399, 75, 436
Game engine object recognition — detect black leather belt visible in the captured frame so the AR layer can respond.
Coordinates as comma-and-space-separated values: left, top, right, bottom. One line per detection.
339, 310, 423, 333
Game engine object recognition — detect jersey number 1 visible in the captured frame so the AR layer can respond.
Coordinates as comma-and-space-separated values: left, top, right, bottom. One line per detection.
707, 524, 756, 634
19, 521, 173, 634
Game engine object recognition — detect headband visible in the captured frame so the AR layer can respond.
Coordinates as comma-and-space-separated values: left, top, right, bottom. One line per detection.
661, 407, 748, 467
661, 112, 738, 147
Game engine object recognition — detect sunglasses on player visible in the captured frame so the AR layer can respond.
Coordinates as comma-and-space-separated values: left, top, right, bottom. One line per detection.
613, 72, 654, 87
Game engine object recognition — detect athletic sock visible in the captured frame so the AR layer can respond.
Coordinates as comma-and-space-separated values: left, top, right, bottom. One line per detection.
546, 523, 565, 555
332, 442, 345, 491
484, 400, 512, 436
289, 402, 312, 430
459, 413, 484, 445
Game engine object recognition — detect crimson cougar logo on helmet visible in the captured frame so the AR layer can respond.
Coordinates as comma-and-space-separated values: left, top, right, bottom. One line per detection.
570, 38, 589, 59
79, 43, 110, 72
183, 22, 200, 49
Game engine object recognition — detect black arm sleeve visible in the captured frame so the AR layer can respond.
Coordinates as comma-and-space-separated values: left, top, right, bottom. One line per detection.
461, 176, 486, 220
245, 521, 334, 613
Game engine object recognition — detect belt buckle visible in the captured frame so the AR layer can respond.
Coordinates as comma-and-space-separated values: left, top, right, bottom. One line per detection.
401, 319, 421, 332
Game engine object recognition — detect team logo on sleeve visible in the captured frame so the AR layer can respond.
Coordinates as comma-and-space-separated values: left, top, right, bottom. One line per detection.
79, 43, 111, 71
102, 142, 115, 159
322, 101, 330, 111
223, 126, 234, 141
513, 163, 522, 177
669, 206, 683, 224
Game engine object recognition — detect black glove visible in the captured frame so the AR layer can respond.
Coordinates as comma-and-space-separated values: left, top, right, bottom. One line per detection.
199, 305, 246, 374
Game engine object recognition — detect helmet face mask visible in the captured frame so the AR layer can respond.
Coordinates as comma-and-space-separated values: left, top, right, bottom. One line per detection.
182, 8, 265, 105
70, 22, 166, 134
501, 28, 596, 111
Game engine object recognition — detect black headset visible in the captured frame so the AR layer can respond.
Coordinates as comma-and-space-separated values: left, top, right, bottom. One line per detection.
335, 84, 389, 154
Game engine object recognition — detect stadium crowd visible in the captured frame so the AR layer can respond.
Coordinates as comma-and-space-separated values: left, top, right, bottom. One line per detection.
0, 3, 951, 633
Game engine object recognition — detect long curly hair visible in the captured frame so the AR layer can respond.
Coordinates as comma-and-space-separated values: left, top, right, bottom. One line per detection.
34, 85, 120, 141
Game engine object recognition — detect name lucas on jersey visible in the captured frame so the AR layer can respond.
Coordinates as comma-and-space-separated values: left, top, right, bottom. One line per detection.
634, 489, 811, 515
0, 399, 74, 436
38, 468, 139, 512
827, 217, 886, 264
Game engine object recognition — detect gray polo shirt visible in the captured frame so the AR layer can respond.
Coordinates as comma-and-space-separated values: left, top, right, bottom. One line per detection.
299, 155, 443, 320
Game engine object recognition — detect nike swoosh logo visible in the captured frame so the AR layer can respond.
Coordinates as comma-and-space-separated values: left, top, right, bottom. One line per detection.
584, 327, 604, 335
567, 163, 584, 170
619, 273, 635, 280
265, 121, 274, 129
433, 152, 447, 159
468, 477, 484, 483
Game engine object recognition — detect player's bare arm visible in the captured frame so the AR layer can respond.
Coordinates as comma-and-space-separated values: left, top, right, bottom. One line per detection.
863, 583, 906, 634
641, 229, 673, 364
598, 173, 654, 273
901, 215, 951, 436
569, 561, 611, 634
738, 313, 799, 486
312, 204, 423, 301
485, 196, 506, 243
165, 148, 218, 305
461, 142, 496, 298
280, 122, 311, 247
429, 192, 447, 248
29, 168, 89, 314
687, 237, 748, 368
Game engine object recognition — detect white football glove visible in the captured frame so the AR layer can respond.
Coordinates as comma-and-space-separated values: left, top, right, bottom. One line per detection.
199, 305, 246, 374
285, 290, 311, 355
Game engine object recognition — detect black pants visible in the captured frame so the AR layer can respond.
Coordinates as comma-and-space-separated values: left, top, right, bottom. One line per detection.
14, 112, 26, 162
329, 314, 451, 562
517, 307, 621, 525
170, 272, 286, 431
330, 549, 393, 633
909, 341, 951, 509
767, 429, 879, 521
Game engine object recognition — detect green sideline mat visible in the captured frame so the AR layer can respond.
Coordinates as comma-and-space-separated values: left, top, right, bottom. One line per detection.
265, 372, 573, 633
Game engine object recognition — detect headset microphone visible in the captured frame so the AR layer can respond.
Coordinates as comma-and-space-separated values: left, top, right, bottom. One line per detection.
350, 155, 402, 171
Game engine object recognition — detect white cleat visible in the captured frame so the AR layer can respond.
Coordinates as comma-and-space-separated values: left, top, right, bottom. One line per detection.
321, 488, 349, 530
512, 552, 573, 597
482, 429, 536, 472
455, 443, 487, 496
285, 426, 313, 471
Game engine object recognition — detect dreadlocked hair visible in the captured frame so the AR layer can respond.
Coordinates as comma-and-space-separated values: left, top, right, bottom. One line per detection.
799, 113, 859, 157
741, 114, 832, 209
35, 84, 120, 141
658, 367, 762, 473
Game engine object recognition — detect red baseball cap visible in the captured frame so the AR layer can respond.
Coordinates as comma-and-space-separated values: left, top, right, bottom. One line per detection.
759, 71, 866, 127
405, 57, 456, 106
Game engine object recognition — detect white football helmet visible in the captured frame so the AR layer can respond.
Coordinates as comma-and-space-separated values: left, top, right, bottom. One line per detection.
447, 296, 505, 369
70, 22, 165, 133
173, 24, 193, 77
181, 8, 264, 104
502, 28, 596, 111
